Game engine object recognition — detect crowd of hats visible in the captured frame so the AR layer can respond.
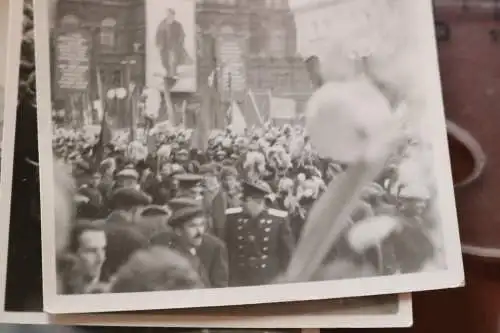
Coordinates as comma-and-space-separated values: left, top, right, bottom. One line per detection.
52, 118, 434, 222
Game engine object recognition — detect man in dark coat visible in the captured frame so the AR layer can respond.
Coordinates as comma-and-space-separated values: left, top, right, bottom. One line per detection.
100, 188, 151, 282
199, 163, 226, 240
155, 8, 191, 79
75, 170, 104, 219
151, 198, 229, 288
225, 180, 295, 287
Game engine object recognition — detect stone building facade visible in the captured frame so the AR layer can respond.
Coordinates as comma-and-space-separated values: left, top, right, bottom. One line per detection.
52, 0, 312, 127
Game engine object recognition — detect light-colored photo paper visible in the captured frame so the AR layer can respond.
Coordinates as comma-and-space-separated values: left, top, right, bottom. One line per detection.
0, 0, 22, 175
0, 295, 412, 328
0, 1, 413, 329
35, 0, 463, 314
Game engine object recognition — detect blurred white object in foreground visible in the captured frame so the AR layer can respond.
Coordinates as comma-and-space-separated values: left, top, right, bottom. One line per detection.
347, 215, 402, 253
304, 79, 395, 164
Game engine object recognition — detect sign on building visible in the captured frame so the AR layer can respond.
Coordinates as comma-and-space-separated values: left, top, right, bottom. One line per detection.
54, 29, 91, 97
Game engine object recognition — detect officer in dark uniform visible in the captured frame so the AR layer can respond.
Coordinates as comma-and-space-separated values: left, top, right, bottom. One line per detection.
151, 197, 229, 288
225, 179, 295, 287
173, 173, 204, 200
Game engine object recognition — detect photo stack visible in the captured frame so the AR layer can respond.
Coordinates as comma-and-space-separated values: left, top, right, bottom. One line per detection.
0, 0, 464, 330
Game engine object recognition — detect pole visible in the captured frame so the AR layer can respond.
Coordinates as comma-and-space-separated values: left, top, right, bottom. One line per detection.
163, 78, 175, 124
227, 71, 232, 127
122, 60, 135, 142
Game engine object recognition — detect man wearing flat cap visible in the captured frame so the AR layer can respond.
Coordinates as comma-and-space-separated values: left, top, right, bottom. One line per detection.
151, 198, 229, 288
115, 168, 139, 187
101, 187, 152, 282
75, 169, 105, 219
174, 148, 197, 173
225, 179, 294, 287
199, 163, 226, 240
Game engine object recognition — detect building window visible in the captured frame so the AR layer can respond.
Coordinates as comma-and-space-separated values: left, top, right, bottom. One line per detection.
268, 29, 287, 57
265, 0, 285, 8
60, 14, 80, 28
249, 15, 268, 55
100, 17, 117, 48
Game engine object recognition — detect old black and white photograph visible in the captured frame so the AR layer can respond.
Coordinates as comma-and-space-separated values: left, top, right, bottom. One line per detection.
34, 0, 463, 314
0, 1, 414, 329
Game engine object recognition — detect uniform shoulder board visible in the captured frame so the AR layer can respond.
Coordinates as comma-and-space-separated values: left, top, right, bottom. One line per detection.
225, 207, 243, 214
268, 208, 288, 218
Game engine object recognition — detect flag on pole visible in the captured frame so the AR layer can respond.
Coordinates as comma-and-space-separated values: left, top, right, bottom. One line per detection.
226, 98, 233, 126
208, 69, 216, 88
229, 100, 246, 135
92, 67, 112, 169
246, 88, 264, 126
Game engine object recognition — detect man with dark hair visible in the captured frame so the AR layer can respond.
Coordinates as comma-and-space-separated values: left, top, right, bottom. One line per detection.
155, 7, 190, 80
58, 221, 107, 294
152, 198, 229, 288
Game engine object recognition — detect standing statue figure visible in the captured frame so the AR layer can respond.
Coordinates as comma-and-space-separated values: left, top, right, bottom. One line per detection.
155, 8, 191, 80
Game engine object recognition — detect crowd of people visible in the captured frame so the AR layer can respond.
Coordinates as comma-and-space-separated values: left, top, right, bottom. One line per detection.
52, 119, 439, 295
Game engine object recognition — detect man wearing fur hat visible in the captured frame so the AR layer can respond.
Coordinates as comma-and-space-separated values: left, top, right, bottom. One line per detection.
151, 198, 229, 288
225, 180, 294, 286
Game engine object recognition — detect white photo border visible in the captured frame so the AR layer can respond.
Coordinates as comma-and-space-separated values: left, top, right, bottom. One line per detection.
35, 0, 463, 314
0, 295, 412, 328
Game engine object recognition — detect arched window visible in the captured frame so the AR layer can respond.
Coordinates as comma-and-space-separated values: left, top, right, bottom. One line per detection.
249, 15, 268, 54
265, 0, 285, 8
100, 17, 116, 48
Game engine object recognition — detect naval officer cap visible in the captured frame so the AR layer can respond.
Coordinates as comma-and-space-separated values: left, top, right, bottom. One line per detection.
174, 173, 204, 189
242, 179, 272, 198
167, 197, 203, 211
168, 198, 204, 227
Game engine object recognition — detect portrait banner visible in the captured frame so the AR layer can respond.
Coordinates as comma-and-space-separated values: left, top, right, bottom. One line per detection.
145, 0, 197, 93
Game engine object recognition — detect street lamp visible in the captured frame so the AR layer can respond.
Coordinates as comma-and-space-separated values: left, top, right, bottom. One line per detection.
107, 87, 127, 100
106, 87, 127, 126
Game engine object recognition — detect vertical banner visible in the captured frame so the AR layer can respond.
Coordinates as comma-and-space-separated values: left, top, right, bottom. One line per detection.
146, 0, 197, 93
217, 26, 246, 101
229, 100, 246, 135
53, 24, 91, 99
